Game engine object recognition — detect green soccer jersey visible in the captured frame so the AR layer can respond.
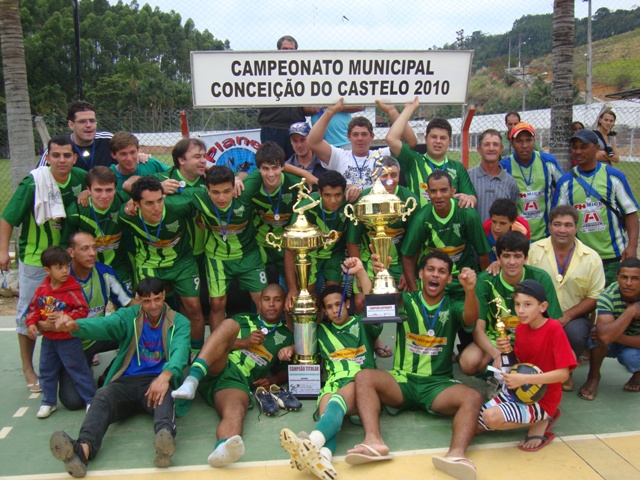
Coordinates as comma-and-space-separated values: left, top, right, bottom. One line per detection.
475, 266, 563, 341
500, 151, 563, 242
597, 282, 640, 336
401, 199, 490, 275
118, 194, 195, 269
111, 158, 169, 189
2, 167, 87, 266
152, 167, 207, 255
290, 192, 349, 260
242, 170, 302, 249
395, 291, 472, 378
318, 315, 381, 382
553, 163, 639, 260
229, 313, 294, 382
396, 141, 476, 207
63, 192, 131, 273
188, 189, 259, 261
347, 185, 418, 266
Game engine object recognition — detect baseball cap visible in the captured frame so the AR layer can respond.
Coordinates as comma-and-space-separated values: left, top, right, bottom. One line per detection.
509, 121, 535, 140
289, 122, 311, 137
570, 129, 599, 145
514, 279, 549, 317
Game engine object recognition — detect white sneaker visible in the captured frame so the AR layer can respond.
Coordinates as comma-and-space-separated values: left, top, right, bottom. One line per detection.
37, 405, 57, 418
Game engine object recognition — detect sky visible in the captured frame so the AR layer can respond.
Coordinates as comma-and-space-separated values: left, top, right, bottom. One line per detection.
116, 0, 640, 50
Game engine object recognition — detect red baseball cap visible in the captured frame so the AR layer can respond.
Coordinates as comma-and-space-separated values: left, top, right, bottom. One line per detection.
509, 121, 535, 140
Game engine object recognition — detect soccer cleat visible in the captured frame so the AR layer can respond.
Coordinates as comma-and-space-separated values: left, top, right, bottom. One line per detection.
299, 439, 338, 480
270, 384, 302, 411
280, 428, 309, 471
37, 405, 57, 418
153, 428, 176, 468
254, 386, 279, 416
50, 430, 88, 478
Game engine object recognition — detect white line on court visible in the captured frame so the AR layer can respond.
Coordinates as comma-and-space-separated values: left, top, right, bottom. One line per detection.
0, 328, 15, 332
0, 426, 12, 439
13, 407, 28, 417
29, 393, 41, 399
5, 431, 640, 479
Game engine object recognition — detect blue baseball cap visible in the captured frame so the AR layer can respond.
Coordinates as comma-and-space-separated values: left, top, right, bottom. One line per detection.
289, 122, 311, 137
570, 129, 599, 144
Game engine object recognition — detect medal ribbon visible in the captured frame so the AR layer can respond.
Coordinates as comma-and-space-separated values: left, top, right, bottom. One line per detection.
420, 295, 445, 334
140, 211, 163, 247
72, 140, 96, 170
258, 315, 280, 335
554, 243, 575, 278
213, 204, 232, 240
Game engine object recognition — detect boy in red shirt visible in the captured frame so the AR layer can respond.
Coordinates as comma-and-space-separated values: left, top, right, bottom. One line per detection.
26, 247, 93, 418
477, 279, 576, 451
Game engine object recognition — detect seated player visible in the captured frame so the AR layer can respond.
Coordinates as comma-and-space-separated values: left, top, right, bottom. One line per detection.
459, 231, 562, 377
171, 284, 294, 468
477, 280, 576, 452
280, 257, 378, 480
284, 170, 349, 308
345, 252, 483, 480
578, 258, 640, 400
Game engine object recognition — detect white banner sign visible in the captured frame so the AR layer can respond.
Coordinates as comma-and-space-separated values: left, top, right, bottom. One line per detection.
191, 50, 473, 107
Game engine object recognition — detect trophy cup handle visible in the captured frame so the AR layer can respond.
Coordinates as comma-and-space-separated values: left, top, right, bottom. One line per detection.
265, 232, 283, 251
343, 204, 358, 225
401, 197, 417, 222
322, 230, 339, 249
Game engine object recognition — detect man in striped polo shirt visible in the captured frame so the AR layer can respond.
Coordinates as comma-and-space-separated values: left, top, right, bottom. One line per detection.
552, 129, 639, 286
578, 258, 640, 400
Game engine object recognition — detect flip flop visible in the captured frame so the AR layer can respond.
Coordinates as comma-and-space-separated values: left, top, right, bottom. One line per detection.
432, 456, 476, 480
578, 385, 597, 401
345, 444, 393, 465
374, 345, 393, 358
517, 432, 556, 453
27, 382, 42, 393
545, 409, 561, 433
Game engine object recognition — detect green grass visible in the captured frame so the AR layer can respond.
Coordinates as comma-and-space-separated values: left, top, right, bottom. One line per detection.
0, 159, 10, 216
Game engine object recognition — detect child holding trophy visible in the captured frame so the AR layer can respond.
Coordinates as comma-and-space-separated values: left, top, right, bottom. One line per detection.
477, 279, 577, 452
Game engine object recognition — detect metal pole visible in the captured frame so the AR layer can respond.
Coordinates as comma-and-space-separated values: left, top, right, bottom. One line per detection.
586, 0, 593, 104
522, 68, 526, 112
73, 0, 83, 100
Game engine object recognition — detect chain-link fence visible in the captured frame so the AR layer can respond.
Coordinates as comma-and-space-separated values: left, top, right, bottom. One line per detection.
2, 1, 640, 211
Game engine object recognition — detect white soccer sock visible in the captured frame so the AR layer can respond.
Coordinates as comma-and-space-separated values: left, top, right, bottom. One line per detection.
171, 376, 199, 400
208, 435, 245, 468
309, 430, 326, 449
320, 446, 333, 462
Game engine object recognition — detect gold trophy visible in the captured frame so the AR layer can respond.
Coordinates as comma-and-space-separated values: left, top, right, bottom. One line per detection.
266, 179, 337, 397
489, 293, 518, 373
344, 166, 416, 322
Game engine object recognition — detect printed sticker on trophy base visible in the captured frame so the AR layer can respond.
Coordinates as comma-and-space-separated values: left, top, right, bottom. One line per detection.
362, 293, 404, 323
288, 364, 321, 398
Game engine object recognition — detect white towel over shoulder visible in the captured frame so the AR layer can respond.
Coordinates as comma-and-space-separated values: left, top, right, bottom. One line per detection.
30, 167, 66, 226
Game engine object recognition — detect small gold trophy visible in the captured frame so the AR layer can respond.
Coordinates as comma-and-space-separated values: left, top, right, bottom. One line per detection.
344, 166, 416, 322
490, 294, 518, 373
266, 179, 337, 397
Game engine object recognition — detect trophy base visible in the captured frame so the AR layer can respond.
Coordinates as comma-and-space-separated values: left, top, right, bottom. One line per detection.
362, 293, 405, 323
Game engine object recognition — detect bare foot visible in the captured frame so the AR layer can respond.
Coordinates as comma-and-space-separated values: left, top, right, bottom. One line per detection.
578, 377, 599, 401
623, 371, 640, 392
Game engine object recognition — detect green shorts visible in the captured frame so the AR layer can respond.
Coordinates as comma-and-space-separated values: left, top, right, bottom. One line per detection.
260, 246, 285, 275
137, 257, 201, 297
314, 375, 354, 420
387, 371, 460, 415
206, 248, 267, 298
310, 253, 345, 286
198, 360, 252, 407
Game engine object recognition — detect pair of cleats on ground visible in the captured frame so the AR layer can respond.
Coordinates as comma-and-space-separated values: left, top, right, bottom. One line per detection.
254, 384, 302, 416
49, 428, 175, 478
280, 428, 337, 480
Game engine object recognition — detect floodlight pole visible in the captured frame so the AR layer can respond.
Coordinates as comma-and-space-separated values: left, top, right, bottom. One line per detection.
73, 0, 83, 100
585, 0, 593, 104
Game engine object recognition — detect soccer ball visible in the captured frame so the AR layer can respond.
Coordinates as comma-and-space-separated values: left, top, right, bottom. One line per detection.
508, 363, 547, 404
